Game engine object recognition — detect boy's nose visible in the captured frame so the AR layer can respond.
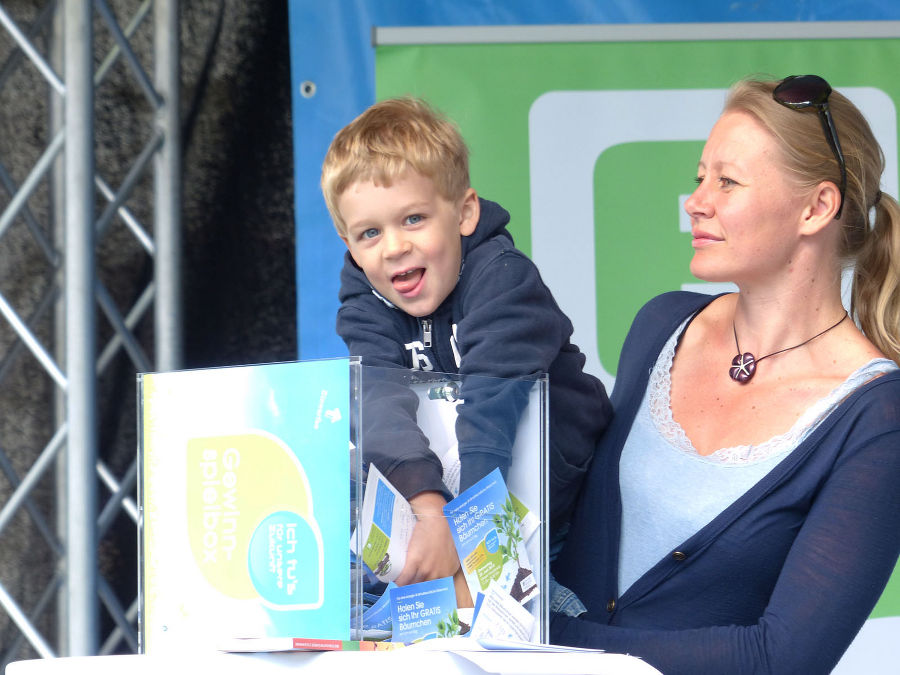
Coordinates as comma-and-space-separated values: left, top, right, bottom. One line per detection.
383, 230, 411, 257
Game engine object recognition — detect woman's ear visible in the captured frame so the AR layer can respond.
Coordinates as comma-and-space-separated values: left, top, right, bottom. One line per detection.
799, 180, 842, 236
459, 188, 480, 236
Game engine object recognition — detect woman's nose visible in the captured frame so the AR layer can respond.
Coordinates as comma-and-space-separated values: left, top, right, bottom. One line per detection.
684, 181, 711, 219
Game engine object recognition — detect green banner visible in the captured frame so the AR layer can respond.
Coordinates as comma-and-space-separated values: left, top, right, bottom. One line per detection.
376, 30, 900, 628
376, 37, 899, 385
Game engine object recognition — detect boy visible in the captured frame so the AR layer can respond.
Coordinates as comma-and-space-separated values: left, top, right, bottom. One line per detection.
321, 97, 611, 592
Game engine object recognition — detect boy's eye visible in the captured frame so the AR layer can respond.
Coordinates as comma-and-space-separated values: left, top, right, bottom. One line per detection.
361, 227, 380, 240
404, 214, 423, 225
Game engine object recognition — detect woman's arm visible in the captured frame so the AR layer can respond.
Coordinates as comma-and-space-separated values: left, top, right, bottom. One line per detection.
552, 420, 900, 675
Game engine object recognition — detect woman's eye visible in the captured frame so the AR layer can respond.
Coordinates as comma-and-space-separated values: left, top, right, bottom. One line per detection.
405, 214, 423, 225
694, 175, 704, 185
718, 176, 737, 187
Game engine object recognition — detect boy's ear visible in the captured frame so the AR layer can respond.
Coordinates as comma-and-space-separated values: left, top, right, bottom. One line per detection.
339, 234, 360, 265
459, 188, 479, 236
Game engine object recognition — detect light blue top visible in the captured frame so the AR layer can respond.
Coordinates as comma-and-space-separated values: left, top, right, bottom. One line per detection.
618, 317, 898, 594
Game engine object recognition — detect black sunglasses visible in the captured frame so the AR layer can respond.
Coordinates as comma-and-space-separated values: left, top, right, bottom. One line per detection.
772, 74, 846, 219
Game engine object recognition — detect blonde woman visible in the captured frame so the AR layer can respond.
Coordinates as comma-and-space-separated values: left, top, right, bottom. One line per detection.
551, 75, 900, 675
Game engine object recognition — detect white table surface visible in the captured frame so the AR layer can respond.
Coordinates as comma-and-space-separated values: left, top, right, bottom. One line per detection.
5, 645, 663, 675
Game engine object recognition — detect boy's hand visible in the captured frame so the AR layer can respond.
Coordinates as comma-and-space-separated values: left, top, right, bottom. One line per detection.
453, 568, 473, 608
395, 491, 459, 586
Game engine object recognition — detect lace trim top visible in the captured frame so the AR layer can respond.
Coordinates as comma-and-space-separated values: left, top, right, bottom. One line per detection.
648, 316, 899, 465
617, 316, 898, 594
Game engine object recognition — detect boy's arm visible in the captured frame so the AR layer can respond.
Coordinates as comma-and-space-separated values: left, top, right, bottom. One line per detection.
457, 250, 571, 379
339, 272, 464, 591
453, 249, 578, 490
337, 293, 449, 500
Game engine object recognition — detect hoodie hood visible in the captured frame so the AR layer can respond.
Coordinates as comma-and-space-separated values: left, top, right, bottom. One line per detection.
462, 198, 513, 256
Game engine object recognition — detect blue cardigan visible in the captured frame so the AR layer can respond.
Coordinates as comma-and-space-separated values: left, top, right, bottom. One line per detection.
551, 291, 900, 675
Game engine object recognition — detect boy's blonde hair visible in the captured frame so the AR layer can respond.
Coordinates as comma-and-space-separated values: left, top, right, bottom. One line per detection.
321, 97, 470, 236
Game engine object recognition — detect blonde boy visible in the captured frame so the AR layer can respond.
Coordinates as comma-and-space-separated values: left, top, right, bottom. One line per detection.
322, 98, 610, 593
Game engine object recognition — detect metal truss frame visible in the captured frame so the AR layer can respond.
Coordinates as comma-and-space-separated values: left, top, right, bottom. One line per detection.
0, 0, 180, 661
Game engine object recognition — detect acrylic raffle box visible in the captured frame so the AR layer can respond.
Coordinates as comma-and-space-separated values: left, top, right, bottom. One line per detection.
137, 359, 548, 654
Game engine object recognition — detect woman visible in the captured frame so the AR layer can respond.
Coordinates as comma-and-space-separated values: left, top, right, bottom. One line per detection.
550, 75, 900, 674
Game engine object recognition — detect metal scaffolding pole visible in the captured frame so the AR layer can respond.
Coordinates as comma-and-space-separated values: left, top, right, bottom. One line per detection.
154, 0, 182, 372
0, 0, 182, 659
63, 0, 99, 656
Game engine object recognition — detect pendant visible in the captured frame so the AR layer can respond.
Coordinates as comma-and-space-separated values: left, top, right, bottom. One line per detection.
729, 352, 757, 383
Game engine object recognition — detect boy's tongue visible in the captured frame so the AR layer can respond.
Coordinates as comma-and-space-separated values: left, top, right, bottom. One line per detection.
393, 268, 424, 294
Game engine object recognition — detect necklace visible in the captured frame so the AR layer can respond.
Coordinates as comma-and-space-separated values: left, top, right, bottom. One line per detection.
729, 313, 848, 384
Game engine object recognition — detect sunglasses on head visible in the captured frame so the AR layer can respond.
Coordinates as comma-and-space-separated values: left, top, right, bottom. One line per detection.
772, 74, 846, 219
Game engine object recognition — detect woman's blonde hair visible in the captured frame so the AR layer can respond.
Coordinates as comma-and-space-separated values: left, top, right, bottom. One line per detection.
725, 77, 900, 365
320, 97, 470, 236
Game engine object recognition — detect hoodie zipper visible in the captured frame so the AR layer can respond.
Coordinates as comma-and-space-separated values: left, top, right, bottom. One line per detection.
421, 318, 433, 348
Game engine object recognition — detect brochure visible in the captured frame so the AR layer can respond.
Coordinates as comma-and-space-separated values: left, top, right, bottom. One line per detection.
403, 636, 607, 653
217, 636, 403, 652
509, 492, 539, 543
389, 576, 458, 643
354, 464, 417, 583
468, 584, 535, 641
361, 581, 397, 632
443, 469, 538, 606
411, 379, 464, 498
434, 435, 539, 542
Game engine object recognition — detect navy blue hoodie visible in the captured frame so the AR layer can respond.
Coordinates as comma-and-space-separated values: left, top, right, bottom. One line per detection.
337, 198, 611, 529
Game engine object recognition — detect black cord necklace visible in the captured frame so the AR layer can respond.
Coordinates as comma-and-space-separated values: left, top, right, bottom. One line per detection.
729, 313, 848, 384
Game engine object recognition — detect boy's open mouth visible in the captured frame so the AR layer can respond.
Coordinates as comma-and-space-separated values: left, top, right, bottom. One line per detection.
392, 267, 424, 294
